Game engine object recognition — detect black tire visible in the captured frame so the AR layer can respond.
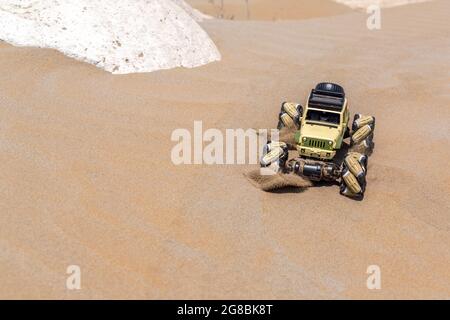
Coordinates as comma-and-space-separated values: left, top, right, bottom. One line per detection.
315, 82, 345, 96
352, 114, 361, 132
344, 126, 351, 139
277, 118, 284, 130
295, 104, 304, 117
360, 154, 368, 172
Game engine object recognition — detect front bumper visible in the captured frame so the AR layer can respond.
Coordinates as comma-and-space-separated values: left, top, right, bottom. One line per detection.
297, 146, 336, 160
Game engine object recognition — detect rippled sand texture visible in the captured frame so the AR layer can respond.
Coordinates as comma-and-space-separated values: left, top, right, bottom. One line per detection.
0, 0, 449, 299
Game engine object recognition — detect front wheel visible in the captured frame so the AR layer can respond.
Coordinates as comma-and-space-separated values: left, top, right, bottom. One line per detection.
277, 102, 303, 130
260, 142, 289, 169
339, 152, 368, 200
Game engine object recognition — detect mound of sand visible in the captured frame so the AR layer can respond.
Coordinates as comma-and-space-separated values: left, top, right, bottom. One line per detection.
245, 169, 313, 191
0, 0, 221, 74
186, 0, 352, 20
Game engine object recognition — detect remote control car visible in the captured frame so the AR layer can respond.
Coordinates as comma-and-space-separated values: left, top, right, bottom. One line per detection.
260, 82, 375, 200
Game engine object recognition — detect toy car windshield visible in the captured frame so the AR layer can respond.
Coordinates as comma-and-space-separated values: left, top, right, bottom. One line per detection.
306, 109, 340, 126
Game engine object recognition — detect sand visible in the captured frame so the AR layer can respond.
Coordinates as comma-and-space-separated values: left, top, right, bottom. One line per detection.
186, 0, 353, 20
333, 0, 434, 9
0, 0, 449, 299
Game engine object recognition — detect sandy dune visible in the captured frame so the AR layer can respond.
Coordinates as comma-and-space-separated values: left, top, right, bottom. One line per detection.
0, 0, 449, 299
186, 0, 352, 20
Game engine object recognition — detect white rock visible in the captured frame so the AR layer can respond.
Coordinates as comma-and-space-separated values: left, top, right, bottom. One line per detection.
0, 0, 221, 74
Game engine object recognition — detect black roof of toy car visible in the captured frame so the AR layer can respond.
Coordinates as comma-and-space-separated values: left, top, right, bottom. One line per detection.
308, 83, 346, 111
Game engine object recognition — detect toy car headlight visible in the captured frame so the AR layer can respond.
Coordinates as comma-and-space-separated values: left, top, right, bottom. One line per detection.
302, 137, 307, 142
328, 141, 333, 146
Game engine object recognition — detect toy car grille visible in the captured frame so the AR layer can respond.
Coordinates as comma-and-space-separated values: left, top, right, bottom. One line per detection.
305, 138, 331, 150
